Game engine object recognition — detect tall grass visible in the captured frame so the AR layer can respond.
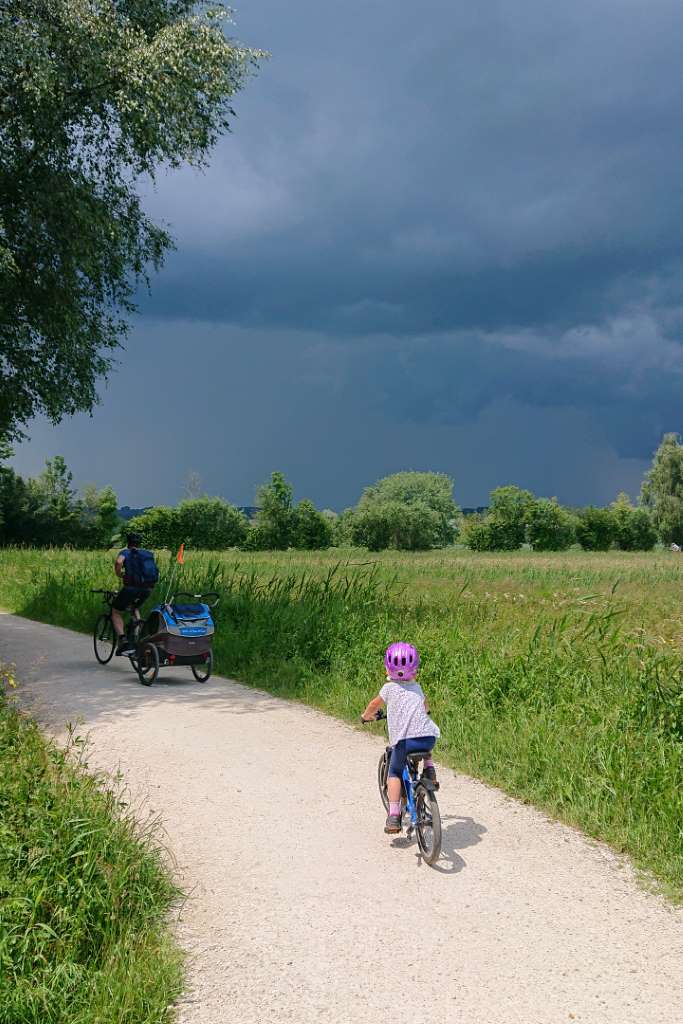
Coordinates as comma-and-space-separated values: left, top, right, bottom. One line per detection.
1, 547, 682, 898
0, 677, 183, 1024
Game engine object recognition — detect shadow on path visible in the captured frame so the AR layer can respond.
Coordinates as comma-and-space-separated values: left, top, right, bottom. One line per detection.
390, 813, 487, 874
0, 613, 289, 731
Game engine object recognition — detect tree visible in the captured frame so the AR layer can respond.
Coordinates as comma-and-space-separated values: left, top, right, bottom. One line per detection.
292, 500, 333, 550
0, 466, 42, 544
576, 507, 615, 551
350, 500, 443, 551
610, 493, 657, 551
526, 498, 576, 551
78, 483, 120, 547
175, 498, 247, 550
129, 498, 247, 550
183, 471, 204, 501
0, 2, 263, 443
332, 508, 355, 547
353, 471, 460, 548
464, 485, 535, 551
128, 505, 177, 550
31, 456, 78, 544
253, 472, 295, 550
640, 434, 683, 544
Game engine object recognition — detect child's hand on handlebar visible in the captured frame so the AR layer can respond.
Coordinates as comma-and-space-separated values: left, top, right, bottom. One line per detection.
360, 698, 386, 723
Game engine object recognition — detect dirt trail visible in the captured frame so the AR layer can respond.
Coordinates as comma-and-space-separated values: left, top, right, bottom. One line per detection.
2, 612, 682, 1024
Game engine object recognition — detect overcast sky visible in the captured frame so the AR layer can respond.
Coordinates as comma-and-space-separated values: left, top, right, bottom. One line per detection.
12, 0, 683, 509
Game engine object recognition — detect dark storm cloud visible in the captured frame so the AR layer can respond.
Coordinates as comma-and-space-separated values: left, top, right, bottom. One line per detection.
13, 321, 651, 509
142, 0, 683, 341
12, 0, 683, 507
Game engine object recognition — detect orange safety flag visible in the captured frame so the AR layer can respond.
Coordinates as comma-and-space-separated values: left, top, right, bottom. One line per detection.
176, 543, 185, 564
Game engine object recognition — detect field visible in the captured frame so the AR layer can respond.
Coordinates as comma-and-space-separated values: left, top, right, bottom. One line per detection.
1, 546, 683, 899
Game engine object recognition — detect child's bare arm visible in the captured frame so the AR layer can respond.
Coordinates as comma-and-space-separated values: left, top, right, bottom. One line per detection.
361, 695, 385, 722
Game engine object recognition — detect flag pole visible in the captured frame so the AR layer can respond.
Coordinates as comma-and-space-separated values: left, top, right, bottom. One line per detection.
164, 543, 185, 605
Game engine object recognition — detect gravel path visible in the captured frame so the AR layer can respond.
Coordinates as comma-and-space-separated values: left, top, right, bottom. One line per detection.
3, 612, 683, 1024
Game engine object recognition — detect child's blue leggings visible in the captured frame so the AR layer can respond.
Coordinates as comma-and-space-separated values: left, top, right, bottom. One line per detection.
388, 735, 436, 779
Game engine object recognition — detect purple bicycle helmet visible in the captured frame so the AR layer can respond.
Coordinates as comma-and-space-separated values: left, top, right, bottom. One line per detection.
384, 641, 420, 681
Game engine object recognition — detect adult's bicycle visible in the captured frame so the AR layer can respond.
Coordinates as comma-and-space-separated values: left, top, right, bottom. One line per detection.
364, 709, 442, 865
91, 589, 159, 685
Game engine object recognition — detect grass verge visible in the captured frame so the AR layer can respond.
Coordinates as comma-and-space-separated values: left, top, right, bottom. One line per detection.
0, 665, 183, 1024
1, 546, 682, 900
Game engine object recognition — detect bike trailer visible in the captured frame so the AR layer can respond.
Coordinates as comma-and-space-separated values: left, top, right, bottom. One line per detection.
141, 600, 215, 666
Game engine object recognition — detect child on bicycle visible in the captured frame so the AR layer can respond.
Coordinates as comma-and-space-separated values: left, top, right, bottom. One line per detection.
361, 642, 440, 834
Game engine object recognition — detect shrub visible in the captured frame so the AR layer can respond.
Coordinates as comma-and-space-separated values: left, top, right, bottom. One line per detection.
350, 499, 444, 551
464, 517, 498, 551
576, 507, 616, 551
292, 500, 334, 550
128, 506, 176, 549
129, 499, 247, 551
526, 498, 576, 551
611, 493, 657, 551
487, 486, 535, 550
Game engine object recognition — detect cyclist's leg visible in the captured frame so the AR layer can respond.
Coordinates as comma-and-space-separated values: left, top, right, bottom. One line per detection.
385, 741, 407, 829
112, 590, 134, 652
406, 735, 438, 786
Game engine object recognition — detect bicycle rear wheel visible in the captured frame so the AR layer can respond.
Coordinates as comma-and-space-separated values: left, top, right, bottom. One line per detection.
415, 784, 442, 865
136, 642, 159, 686
93, 614, 115, 664
377, 750, 390, 811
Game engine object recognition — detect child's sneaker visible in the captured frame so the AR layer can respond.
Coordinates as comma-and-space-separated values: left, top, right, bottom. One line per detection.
384, 813, 402, 834
421, 765, 440, 790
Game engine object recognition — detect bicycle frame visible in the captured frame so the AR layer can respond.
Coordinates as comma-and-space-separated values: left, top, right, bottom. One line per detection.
401, 761, 420, 828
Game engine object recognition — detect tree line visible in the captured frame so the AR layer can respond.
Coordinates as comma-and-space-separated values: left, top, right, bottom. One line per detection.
4, 433, 683, 553
0, 454, 118, 548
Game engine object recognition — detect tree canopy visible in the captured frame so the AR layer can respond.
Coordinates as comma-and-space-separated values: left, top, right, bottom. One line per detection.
0, 454, 119, 546
640, 433, 683, 545
0, 1, 263, 441
353, 471, 460, 549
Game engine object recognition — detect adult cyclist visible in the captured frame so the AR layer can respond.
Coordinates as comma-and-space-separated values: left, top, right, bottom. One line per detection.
112, 532, 159, 655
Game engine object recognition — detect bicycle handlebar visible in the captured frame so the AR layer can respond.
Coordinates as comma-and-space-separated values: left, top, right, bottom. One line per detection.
172, 591, 221, 609
360, 708, 386, 723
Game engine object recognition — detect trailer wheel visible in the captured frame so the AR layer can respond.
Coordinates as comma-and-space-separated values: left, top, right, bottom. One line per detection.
191, 650, 213, 683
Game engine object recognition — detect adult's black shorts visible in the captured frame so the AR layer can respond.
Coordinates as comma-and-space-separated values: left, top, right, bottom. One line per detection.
112, 587, 153, 612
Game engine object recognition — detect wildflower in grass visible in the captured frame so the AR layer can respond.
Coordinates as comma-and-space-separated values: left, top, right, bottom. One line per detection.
0, 661, 17, 689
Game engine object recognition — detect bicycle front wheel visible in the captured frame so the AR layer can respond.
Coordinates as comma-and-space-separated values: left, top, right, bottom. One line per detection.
377, 750, 390, 811
93, 614, 115, 664
415, 784, 442, 865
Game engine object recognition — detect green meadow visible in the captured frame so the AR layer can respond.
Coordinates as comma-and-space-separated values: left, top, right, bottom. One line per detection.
2, 546, 683, 900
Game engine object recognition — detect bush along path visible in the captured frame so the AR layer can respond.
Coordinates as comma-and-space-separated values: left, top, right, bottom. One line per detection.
2, 613, 683, 1024
0, 665, 183, 1024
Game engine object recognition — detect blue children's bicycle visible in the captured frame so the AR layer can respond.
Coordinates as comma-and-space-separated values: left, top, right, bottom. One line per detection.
366, 710, 442, 865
